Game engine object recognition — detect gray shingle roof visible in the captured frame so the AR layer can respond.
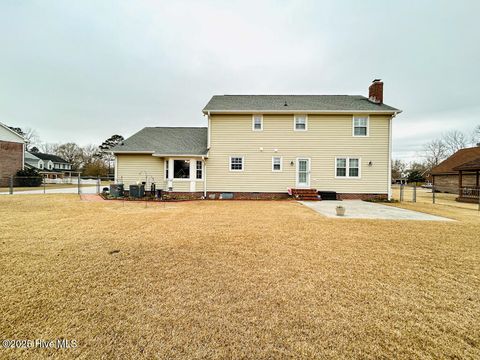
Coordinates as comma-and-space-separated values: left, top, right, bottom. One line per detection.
33, 152, 69, 163
111, 127, 208, 155
202, 95, 400, 113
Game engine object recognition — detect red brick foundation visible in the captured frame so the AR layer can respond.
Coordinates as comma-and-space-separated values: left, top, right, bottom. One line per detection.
337, 193, 388, 200
207, 192, 290, 200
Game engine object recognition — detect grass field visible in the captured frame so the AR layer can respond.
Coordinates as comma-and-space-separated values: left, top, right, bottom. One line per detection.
1, 195, 479, 359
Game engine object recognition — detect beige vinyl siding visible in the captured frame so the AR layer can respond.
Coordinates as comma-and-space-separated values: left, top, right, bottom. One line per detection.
170, 180, 205, 192
207, 114, 391, 193
116, 154, 164, 188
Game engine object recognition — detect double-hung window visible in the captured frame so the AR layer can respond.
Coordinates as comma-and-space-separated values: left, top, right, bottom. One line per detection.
196, 161, 203, 179
230, 156, 244, 171
272, 157, 282, 172
252, 115, 263, 131
294, 115, 307, 131
353, 116, 368, 136
336, 157, 360, 178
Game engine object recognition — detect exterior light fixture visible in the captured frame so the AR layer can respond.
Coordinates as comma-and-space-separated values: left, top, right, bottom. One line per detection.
368, 161, 373, 167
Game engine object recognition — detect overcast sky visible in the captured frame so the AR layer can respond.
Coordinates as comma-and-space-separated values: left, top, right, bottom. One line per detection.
1, 0, 479, 162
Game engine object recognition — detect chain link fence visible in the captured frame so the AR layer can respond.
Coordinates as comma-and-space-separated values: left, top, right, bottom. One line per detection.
391, 184, 480, 211
0, 176, 114, 195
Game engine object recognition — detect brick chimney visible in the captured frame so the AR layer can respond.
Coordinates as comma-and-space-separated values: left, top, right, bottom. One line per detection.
369, 79, 383, 104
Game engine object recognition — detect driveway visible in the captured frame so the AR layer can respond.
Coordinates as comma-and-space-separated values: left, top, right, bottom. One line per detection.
0, 186, 98, 195
300, 200, 452, 221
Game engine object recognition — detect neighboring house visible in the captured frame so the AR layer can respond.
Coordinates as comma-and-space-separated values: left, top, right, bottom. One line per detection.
112, 80, 401, 200
0, 122, 25, 186
25, 151, 77, 182
431, 146, 480, 194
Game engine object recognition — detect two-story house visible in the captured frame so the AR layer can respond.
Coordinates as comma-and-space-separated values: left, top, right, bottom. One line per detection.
24, 151, 75, 181
112, 80, 401, 200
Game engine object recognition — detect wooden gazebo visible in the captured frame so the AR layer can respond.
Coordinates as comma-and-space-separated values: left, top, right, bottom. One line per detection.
453, 157, 480, 203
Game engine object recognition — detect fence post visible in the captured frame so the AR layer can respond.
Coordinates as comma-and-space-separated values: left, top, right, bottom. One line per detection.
432, 185, 435, 204
400, 184, 404, 202
413, 183, 417, 203
9, 175, 13, 194
78, 176, 81, 195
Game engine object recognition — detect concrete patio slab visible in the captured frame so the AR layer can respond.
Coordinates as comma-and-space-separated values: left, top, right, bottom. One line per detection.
300, 200, 453, 221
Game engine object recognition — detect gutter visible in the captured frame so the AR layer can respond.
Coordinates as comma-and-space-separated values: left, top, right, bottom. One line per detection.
202, 109, 402, 115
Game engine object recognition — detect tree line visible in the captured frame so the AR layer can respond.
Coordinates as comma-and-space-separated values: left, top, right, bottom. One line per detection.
8, 126, 123, 177
392, 124, 480, 182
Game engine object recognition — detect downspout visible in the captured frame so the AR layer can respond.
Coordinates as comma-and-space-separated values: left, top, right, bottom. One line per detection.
387, 112, 398, 200
202, 156, 207, 198
204, 110, 211, 199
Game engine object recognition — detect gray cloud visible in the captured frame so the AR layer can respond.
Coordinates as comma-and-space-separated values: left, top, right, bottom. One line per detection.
0, 0, 479, 161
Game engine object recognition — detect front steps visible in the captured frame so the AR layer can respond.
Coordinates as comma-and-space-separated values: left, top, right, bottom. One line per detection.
291, 188, 320, 201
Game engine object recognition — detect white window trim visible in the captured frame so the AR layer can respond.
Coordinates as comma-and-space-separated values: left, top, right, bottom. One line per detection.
252, 114, 263, 131
352, 115, 369, 137
195, 160, 204, 180
335, 157, 362, 179
164, 158, 196, 181
272, 156, 283, 172
296, 157, 311, 187
293, 114, 308, 131
229, 156, 244, 172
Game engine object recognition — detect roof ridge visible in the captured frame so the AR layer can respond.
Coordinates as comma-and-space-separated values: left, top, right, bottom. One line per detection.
218, 94, 364, 97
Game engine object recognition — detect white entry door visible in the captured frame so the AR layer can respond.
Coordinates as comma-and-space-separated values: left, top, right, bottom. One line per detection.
296, 158, 310, 187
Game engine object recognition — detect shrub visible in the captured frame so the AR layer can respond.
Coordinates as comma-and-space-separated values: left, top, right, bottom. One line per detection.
15, 168, 43, 187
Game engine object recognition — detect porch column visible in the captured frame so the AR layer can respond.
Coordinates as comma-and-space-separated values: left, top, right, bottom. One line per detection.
168, 158, 174, 190
458, 170, 463, 197
189, 158, 196, 192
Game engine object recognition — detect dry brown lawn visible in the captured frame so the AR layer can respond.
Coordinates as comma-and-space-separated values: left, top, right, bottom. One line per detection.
0, 195, 479, 359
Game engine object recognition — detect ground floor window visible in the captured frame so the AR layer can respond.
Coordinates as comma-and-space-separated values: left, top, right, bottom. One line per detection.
174, 160, 190, 179
196, 161, 203, 179
230, 156, 244, 171
336, 157, 360, 178
272, 156, 282, 171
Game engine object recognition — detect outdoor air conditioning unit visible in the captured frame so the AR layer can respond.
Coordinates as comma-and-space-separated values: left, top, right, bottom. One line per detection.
109, 184, 124, 198
129, 184, 145, 198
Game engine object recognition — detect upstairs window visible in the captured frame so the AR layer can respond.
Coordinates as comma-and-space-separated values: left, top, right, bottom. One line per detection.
353, 116, 369, 136
294, 115, 307, 131
272, 157, 282, 172
230, 156, 244, 171
252, 115, 263, 131
336, 157, 360, 178
196, 161, 203, 179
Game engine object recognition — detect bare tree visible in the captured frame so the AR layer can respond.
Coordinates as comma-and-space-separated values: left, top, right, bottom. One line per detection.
391, 159, 406, 180
442, 130, 467, 155
423, 139, 448, 169
39, 143, 59, 154
55, 143, 83, 170
472, 124, 480, 146
7, 126, 40, 150
80, 144, 100, 167
23, 128, 41, 149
